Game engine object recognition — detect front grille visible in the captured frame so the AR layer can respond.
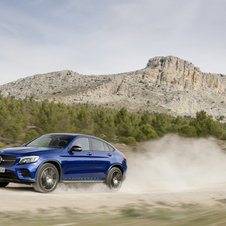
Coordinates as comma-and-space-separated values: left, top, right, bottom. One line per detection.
0, 155, 16, 166
0, 169, 18, 180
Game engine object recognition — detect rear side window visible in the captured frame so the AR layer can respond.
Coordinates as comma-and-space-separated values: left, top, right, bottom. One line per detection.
91, 139, 105, 151
108, 145, 114, 152
71, 137, 90, 151
103, 143, 110, 152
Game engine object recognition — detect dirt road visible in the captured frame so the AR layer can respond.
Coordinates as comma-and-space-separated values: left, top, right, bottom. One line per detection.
1, 181, 226, 213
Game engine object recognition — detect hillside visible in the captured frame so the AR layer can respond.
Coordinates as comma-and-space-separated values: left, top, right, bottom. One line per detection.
1, 56, 226, 118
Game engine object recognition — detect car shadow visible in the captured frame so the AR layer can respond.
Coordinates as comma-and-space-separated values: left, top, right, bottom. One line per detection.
1, 184, 34, 192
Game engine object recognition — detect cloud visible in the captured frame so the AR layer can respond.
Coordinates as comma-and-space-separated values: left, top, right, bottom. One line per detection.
0, 0, 226, 85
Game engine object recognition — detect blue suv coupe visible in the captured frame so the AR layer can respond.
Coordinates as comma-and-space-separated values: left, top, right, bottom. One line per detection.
0, 134, 127, 192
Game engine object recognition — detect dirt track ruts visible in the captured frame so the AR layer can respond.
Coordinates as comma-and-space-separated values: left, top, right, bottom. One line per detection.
1, 182, 226, 213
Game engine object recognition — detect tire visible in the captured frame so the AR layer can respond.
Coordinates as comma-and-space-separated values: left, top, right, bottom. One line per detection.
0, 182, 9, 187
33, 163, 59, 193
106, 167, 123, 191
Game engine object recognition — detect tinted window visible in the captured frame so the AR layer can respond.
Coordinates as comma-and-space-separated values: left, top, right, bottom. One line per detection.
71, 137, 90, 151
26, 135, 74, 148
91, 139, 105, 151
103, 143, 110, 152
108, 145, 114, 152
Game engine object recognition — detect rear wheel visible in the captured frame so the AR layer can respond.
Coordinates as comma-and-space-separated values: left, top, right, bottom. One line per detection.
33, 163, 59, 193
0, 182, 9, 187
106, 167, 123, 191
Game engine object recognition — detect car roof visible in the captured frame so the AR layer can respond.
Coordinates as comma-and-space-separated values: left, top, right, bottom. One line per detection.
44, 133, 108, 141
44, 133, 115, 149
44, 133, 96, 138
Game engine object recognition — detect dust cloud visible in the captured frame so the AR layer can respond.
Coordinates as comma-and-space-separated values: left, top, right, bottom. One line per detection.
56, 134, 226, 193
56, 182, 108, 193
122, 134, 226, 192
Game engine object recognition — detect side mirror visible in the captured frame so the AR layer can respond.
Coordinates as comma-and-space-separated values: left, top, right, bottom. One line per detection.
70, 145, 82, 152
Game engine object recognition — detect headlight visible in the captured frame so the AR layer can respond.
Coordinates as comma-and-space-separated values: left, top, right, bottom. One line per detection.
19, 156, 40, 164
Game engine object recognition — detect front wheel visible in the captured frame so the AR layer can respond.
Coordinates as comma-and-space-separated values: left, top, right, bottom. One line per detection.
0, 182, 9, 187
33, 163, 59, 193
106, 167, 123, 191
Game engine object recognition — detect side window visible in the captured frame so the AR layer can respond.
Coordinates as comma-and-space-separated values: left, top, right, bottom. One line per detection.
103, 143, 110, 152
91, 139, 105, 151
108, 144, 114, 152
71, 138, 90, 151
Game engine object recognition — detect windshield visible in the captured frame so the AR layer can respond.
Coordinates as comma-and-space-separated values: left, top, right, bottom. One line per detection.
26, 135, 74, 148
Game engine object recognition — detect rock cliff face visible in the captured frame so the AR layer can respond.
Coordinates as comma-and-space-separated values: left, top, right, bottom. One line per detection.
1, 56, 226, 118
146, 56, 224, 93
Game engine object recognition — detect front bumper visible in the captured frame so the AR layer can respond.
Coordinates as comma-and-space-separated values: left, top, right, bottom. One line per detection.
0, 169, 34, 184
0, 161, 40, 184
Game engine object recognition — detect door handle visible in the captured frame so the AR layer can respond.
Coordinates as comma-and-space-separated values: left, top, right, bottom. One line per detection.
87, 152, 92, 156
107, 153, 112, 157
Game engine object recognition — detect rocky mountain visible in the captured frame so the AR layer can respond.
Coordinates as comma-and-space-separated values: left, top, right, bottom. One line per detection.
1, 56, 226, 118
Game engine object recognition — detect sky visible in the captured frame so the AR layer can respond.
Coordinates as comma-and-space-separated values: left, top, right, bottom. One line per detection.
0, 0, 226, 85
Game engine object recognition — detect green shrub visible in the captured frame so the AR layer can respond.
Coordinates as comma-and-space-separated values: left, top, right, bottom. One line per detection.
166, 124, 179, 133
139, 124, 159, 140
24, 129, 40, 143
221, 132, 226, 140
3, 123, 23, 141
135, 130, 147, 142
205, 117, 224, 139
119, 137, 136, 145
178, 125, 197, 137
190, 111, 224, 138
0, 142, 5, 148
151, 113, 170, 136
102, 136, 111, 142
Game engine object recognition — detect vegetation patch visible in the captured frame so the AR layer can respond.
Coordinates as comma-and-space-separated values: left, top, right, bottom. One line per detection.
0, 142, 5, 148
1, 205, 226, 226
0, 93, 225, 145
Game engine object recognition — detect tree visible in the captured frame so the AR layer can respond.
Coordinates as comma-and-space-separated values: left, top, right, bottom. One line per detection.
178, 125, 197, 137
24, 129, 40, 142
3, 123, 23, 141
114, 108, 136, 137
139, 113, 152, 126
139, 124, 159, 140
151, 113, 170, 136
119, 137, 136, 145
190, 111, 224, 138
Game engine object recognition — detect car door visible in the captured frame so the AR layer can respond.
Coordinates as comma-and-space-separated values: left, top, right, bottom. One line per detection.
62, 137, 94, 180
91, 138, 115, 180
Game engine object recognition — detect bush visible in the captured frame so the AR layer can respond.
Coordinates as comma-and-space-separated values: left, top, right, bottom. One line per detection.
139, 124, 159, 140
221, 132, 226, 140
152, 113, 170, 136
119, 137, 136, 145
102, 136, 111, 142
0, 142, 5, 148
190, 111, 224, 138
135, 130, 147, 142
178, 125, 197, 137
3, 123, 23, 141
167, 124, 179, 133
205, 117, 224, 139
24, 129, 40, 143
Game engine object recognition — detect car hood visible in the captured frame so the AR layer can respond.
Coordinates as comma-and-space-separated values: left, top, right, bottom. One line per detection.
0, 146, 62, 156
